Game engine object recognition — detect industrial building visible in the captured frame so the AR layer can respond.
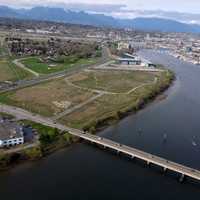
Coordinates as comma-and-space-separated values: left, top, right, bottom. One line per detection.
117, 53, 156, 68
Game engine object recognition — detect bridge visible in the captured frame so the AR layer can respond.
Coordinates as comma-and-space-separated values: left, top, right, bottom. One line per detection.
1, 103, 199, 182
61, 126, 200, 182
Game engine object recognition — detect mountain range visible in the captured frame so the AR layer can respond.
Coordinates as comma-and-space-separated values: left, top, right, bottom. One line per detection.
0, 5, 200, 33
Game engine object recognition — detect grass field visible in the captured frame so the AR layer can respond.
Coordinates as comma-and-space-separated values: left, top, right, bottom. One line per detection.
59, 93, 139, 129
21, 56, 98, 75
59, 70, 174, 130
0, 68, 174, 130
0, 78, 96, 117
69, 70, 157, 93
0, 37, 4, 56
0, 59, 33, 82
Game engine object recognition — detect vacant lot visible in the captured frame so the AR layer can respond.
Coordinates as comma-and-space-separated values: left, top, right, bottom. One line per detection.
59, 70, 174, 130
21, 56, 98, 75
0, 79, 96, 116
0, 59, 32, 82
0, 68, 174, 130
59, 93, 139, 129
68, 70, 157, 93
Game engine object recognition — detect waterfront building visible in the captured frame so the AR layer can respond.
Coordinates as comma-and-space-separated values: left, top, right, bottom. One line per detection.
0, 118, 24, 148
117, 58, 141, 65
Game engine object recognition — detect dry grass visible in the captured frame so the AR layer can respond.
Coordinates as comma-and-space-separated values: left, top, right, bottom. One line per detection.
59, 70, 173, 129
0, 68, 173, 131
0, 79, 96, 116
0, 59, 33, 82
0, 59, 15, 81
59, 93, 139, 129
68, 70, 158, 93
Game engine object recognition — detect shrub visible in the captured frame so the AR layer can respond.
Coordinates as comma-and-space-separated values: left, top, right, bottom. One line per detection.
24, 147, 43, 160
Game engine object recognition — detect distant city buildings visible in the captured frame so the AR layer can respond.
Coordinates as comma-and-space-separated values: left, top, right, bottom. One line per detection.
117, 42, 130, 50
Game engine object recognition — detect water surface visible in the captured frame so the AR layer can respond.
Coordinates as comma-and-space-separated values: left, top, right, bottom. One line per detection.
0, 50, 200, 199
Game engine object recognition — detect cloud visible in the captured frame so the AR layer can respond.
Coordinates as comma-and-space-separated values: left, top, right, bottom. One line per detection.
1, 0, 200, 24
1, 0, 200, 14
61, 3, 126, 12
0, 0, 126, 10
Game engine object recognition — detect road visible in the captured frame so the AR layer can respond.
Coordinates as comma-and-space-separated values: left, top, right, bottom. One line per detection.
0, 47, 111, 93
79, 134, 200, 181
1, 102, 200, 181
93, 64, 165, 72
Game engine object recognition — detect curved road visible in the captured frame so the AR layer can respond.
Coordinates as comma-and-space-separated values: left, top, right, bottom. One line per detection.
0, 47, 111, 93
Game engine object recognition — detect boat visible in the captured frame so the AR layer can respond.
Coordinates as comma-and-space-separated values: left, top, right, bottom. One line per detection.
192, 141, 197, 146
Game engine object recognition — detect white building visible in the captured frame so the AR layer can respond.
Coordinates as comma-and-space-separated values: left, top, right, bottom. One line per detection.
0, 118, 24, 148
118, 53, 156, 68
117, 42, 130, 50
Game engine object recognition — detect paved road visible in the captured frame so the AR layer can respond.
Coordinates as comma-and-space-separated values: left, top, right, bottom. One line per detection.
79, 134, 200, 181
1, 103, 200, 181
0, 47, 111, 93
94, 64, 165, 72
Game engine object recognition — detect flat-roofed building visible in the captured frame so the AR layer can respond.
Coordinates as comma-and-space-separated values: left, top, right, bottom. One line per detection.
117, 58, 141, 65
0, 118, 24, 148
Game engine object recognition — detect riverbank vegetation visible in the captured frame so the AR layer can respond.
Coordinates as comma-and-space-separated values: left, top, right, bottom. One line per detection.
0, 120, 77, 170
60, 70, 174, 131
21, 120, 78, 154
0, 68, 174, 170
0, 69, 174, 131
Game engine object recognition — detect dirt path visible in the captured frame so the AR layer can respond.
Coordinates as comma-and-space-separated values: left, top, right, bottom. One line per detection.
127, 77, 158, 94
52, 92, 105, 121
65, 76, 158, 96
13, 58, 40, 77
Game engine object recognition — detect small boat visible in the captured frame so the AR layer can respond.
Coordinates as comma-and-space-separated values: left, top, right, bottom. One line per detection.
192, 141, 197, 147
163, 133, 167, 143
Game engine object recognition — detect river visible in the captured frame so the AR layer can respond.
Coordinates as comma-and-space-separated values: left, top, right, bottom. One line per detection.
0, 50, 200, 199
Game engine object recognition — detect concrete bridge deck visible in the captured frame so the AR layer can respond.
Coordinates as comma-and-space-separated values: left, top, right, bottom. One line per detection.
64, 127, 200, 181
1, 103, 199, 182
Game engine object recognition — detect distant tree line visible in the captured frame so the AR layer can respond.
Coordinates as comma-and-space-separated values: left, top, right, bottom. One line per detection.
6, 37, 101, 59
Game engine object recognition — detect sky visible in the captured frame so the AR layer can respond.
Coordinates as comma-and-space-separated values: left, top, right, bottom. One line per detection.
0, 0, 200, 14
1, 0, 200, 24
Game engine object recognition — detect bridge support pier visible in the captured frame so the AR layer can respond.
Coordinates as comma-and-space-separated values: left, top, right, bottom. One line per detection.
147, 161, 151, 166
179, 174, 185, 183
163, 167, 167, 173
131, 155, 135, 159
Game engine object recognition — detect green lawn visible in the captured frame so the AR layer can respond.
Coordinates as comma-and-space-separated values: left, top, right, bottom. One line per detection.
21, 56, 98, 75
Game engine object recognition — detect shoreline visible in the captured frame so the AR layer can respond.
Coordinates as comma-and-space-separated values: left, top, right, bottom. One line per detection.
0, 70, 175, 171
82, 70, 175, 134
